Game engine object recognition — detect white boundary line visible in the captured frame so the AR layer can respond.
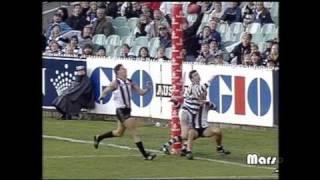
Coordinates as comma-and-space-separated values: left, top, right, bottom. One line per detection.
43, 135, 275, 170
44, 154, 141, 159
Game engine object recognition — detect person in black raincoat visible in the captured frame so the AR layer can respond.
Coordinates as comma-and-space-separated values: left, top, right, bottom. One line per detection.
52, 66, 95, 120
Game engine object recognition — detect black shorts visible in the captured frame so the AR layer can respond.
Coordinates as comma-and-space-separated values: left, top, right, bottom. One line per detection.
194, 127, 207, 137
116, 108, 131, 123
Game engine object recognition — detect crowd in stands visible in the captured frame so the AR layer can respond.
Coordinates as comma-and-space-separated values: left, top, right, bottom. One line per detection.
42, 2, 279, 68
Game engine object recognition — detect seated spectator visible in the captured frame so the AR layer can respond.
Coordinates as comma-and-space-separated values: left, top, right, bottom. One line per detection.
45, 41, 61, 54
78, 24, 94, 49
265, 42, 279, 67
92, 5, 115, 37
62, 44, 76, 56
86, 2, 98, 24
66, 3, 90, 30
253, 2, 273, 25
215, 52, 228, 65
122, 2, 143, 18
159, 25, 172, 48
82, 44, 94, 57
69, 35, 82, 54
52, 66, 95, 120
242, 2, 255, 27
80, 2, 90, 17
134, 14, 151, 38
46, 13, 72, 38
95, 46, 107, 57
137, 47, 153, 60
106, 2, 120, 18
146, 9, 170, 38
209, 39, 222, 56
230, 32, 252, 64
220, 2, 242, 24
262, 40, 274, 60
251, 51, 262, 66
201, 2, 215, 14
149, 2, 161, 12
209, 18, 222, 45
210, 2, 224, 20
195, 42, 215, 64
242, 53, 252, 66
250, 43, 259, 53
47, 24, 67, 47
266, 59, 276, 68
196, 26, 213, 52
56, 7, 69, 22
141, 2, 152, 19
120, 44, 135, 58
155, 47, 170, 61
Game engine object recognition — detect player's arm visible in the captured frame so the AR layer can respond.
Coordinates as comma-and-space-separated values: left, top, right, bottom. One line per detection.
131, 81, 152, 96
98, 80, 117, 100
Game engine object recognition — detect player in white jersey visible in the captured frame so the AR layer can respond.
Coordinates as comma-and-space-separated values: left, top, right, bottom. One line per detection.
93, 64, 156, 160
160, 70, 216, 155
185, 90, 231, 160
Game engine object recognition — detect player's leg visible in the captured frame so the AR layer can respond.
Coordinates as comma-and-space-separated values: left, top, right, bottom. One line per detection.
93, 120, 126, 149
202, 126, 231, 155
185, 128, 199, 160
123, 117, 156, 160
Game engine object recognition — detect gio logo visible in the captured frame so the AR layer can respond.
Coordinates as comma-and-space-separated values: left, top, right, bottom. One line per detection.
91, 68, 153, 107
209, 75, 271, 116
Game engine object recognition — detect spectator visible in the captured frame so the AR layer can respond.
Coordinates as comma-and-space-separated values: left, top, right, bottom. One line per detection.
106, 2, 119, 18
63, 43, 76, 55
210, 2, 224, 20
265, 43, 279, 67
196, 42, 215, 64
220, 2, 242, 24
251, 51, 262, 66
253, 2, 273, 25
196, 26, 213, 53
262, 40, 274, 60
266, 59, 276, 68
120, 44, 135, 58
250, 43, 259, 53
92, 5, 115, 37
137, 47, 153, 60
45, 41, 61, 54
242, 53, 252, 66
122, 2, 142, 18
141, 3, 152, 19
215, 52, 228, 65
45, 13, 72, 38
95, 46, 107, 57
182, 11, 205, 61
47, 24, 66, 47
146, 9, 170, 38
86, 2, 98, 24
159, 2, 172, 16
242, 2, 255, 26
201, 2, 215, 14
80, 2, 90, 17
159, 25, 172, 48
149, 2, 161, 11
230, 32, 252, 64
66, 3, 90, 30
209, 18, 222, 44
155, 47, 170, 61
78, 24, 94, 49
69, 35, 81, 55
134, 14, 151, 38
56, 7, 69, 22
209, 39, 222, 56
82, 44, 94, 57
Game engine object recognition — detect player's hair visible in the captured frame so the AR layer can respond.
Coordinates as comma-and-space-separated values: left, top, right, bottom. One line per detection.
189, 70, 197, 81
114, 64, 123, 75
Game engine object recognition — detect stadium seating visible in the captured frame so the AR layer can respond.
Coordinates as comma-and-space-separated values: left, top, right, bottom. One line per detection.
130, 45, 144, 56
112, 16, 128, 27
115, 26, 131, 38
165, 47, 172, 59
133, 36, 149, 47
105, 34, 121, 47
92, 34, 107, 46
121, 35, 135, 47
127, 17, 140, 33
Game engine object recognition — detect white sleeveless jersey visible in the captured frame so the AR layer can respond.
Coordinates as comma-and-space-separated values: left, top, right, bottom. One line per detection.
113, 78, 132, 108
182, 83, 209, 115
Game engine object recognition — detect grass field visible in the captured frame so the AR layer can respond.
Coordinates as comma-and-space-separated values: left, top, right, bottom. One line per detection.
43, 116, 278, 179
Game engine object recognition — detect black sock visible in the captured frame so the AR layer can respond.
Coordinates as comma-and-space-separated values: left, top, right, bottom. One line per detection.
98, 131, 114, 141
217, 145, 223, 151
135, 141, 148, 157
165, 136, 182, 146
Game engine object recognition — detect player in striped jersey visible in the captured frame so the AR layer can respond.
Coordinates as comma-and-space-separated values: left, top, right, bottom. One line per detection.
93, 64, 156, 160
160, 70, 216, 155
185, 90, 231, 160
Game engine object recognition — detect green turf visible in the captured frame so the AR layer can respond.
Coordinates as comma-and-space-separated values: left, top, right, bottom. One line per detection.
43, 117, 278, 179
